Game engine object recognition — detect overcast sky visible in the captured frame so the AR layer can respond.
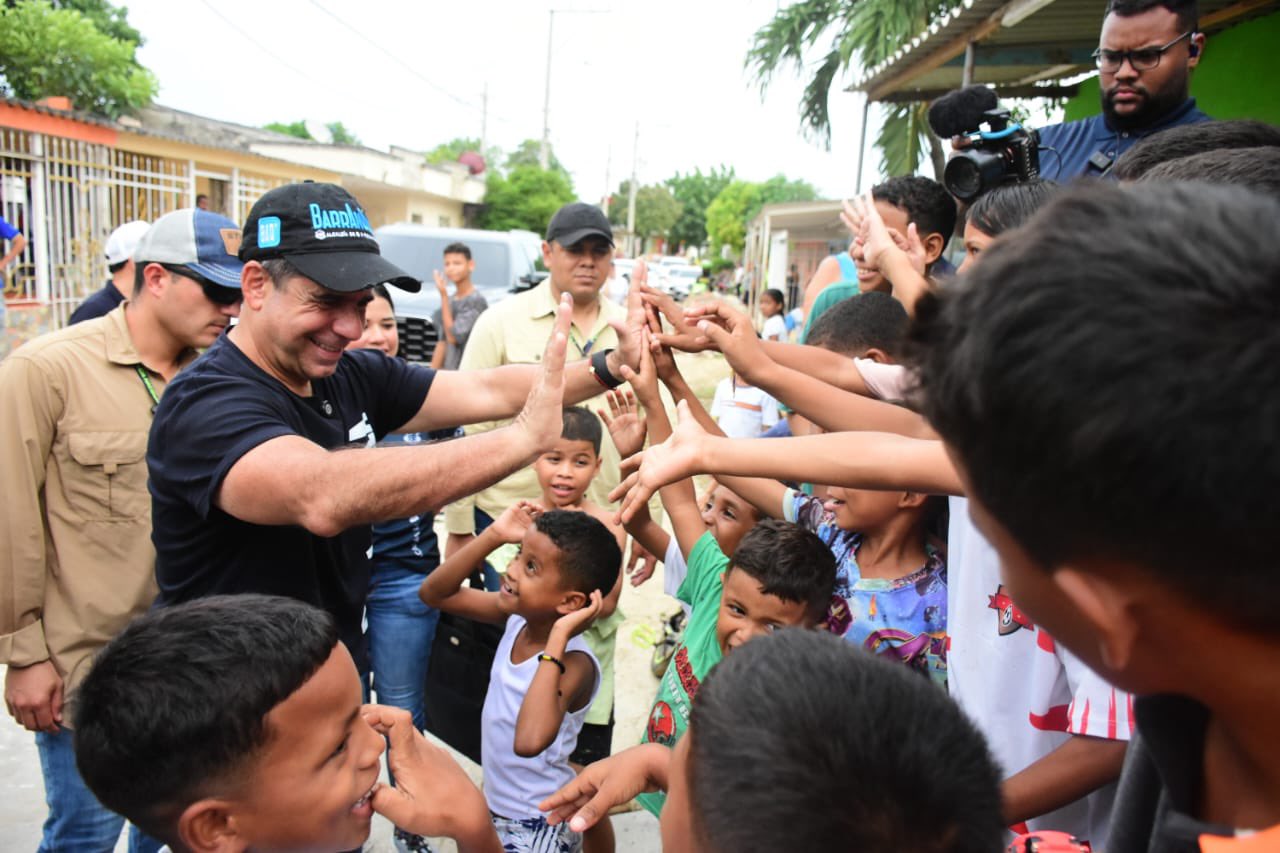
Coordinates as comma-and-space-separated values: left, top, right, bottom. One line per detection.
128, 0, 887, 204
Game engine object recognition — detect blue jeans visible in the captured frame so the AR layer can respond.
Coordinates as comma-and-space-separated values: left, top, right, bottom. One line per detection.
367, 563, 441, 732
36, 727, 164, 853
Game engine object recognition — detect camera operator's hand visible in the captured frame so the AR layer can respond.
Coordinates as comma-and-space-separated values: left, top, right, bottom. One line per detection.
950, 135, 974, 151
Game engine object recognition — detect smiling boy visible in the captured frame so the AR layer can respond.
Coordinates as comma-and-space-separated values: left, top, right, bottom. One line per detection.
73, 595, 499, 853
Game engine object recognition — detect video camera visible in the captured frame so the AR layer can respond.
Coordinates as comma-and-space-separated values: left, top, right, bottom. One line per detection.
928, 86, 1040, 201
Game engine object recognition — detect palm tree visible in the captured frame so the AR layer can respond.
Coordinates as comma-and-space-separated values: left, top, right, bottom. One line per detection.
746, 0, 963, 179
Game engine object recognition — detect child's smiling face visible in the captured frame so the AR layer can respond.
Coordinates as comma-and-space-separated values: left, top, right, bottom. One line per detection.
700, 485, 757, 558
715, 566, 813, 655
222, 642, 385, 852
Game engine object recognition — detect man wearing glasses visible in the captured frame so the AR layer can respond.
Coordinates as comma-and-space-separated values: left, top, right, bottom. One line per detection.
0, 208, 242, 852
1037, 0, 1208, 180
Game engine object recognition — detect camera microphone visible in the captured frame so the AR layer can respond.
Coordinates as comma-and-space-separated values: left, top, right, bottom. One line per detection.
927, 85, 1000, 138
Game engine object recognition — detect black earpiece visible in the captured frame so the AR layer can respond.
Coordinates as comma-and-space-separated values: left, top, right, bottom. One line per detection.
1189, 34, 1201, 57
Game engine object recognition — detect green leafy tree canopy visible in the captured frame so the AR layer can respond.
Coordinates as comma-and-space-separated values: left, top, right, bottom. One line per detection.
665, 166, 735, 251
704, 174, 817, 257
608, 180, 681, 246
746, 0, 962, 177
705, 180, 759, 257
326, 121, 360, 146
505, 139, 568, 177
425, 137, 503, 173
0, 0, 157, 118
263, 120, 314, 140
478, 163, 576, 234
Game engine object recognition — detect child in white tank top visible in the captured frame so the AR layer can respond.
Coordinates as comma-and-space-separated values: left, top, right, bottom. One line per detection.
420, 503, 622, 853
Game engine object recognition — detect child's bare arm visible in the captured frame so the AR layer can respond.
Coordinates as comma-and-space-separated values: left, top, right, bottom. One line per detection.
623, 336, 705, 559
656, 356, 789, 519
514, 592, 602, 758
612, 402, 963, 522
433, 270, 458, 345
619, 498, 671, 562
684, 301, 932, 438
540, 743, 672, 833
420, 502, 538, 623
1001, 735, 1128, 825
760, 339, 870, 396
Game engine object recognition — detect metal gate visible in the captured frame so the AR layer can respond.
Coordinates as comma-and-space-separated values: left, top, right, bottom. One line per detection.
1, 125, 287, 343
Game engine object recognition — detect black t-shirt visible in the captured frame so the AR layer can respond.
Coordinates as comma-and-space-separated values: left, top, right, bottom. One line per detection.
148, 334, 435, 665
69, 282, 125, 325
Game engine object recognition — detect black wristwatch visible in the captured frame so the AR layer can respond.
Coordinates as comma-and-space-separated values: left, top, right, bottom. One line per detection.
589, 348, 625, 389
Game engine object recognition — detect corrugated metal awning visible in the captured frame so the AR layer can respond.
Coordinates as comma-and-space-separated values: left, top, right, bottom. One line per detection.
852, 0, 1277, 102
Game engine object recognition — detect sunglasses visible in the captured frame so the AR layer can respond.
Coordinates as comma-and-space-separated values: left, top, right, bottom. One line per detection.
161, 264, 243, 306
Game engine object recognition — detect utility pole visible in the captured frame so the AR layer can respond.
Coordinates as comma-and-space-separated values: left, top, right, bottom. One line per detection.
541, 9, 605, 172
602, 145, 611, 215
626, 122, 639, 257
480, 82, 488, 157
540, 11, 555, 170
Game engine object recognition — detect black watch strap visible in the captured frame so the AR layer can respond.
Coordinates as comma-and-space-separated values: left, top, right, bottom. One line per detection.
590, 348, 624, 389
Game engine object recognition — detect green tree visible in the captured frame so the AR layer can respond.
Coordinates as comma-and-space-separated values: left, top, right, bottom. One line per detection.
478, 164, 576, 234
746, 0, 960, 177
0, 0, 156, 118
57, 0, 141, 44
263, 120, 314, 140
608, 181, 681, 245
424, 137, 504, 172
748, 174, 819, 222
665, 166, 735, 251
705, 180, 761, 257
326, 121, 360, 146
505, 139, 569, 177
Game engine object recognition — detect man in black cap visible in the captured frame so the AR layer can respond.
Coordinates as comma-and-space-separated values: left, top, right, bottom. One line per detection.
146, 184, 643, 666
444, 202, 632, 563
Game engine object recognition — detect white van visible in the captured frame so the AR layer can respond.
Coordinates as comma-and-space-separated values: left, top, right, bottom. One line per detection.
375, 224, 547, 362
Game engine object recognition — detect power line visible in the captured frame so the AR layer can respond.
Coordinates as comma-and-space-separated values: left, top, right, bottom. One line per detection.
305, 0, 517, 128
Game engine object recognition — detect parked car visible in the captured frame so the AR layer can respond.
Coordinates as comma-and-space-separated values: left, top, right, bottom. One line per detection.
663, 265, 702, 301
375, 225, 547, 362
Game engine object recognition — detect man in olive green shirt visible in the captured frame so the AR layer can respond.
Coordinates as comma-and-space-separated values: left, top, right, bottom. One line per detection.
0, 209, 243, 851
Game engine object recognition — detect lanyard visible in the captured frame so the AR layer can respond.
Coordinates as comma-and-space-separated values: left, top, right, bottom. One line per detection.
135, 365, 160, 414
568, 327, 599, 357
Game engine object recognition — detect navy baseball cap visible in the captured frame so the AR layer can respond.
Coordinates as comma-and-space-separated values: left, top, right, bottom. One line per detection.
239, 182, 421, 293
132, 209, 244, 289
546, 202, 614, 248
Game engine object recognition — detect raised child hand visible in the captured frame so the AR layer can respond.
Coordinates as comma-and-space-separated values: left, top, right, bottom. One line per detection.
611, 400, 710, 523
641, 285, 715, 353
618, 329, 660, 403
599, 389, 646, 458
681, 300, 770, 382
540, 743, 671, 833
491, 500, 542, 544
432, 269, 449, 294
552, 588, 603, 640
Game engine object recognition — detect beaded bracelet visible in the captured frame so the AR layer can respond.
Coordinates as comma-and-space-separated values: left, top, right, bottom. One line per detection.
537, 652, 566, 674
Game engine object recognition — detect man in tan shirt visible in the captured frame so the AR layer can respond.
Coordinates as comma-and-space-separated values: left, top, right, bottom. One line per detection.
0, 208, 243, 852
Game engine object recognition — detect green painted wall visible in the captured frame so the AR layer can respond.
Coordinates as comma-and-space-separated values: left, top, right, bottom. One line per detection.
1062, 10, 1280, 124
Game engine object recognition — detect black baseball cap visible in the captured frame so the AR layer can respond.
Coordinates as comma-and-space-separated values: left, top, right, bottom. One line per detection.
546, 202, 614, 248
239, 182, 421, 292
